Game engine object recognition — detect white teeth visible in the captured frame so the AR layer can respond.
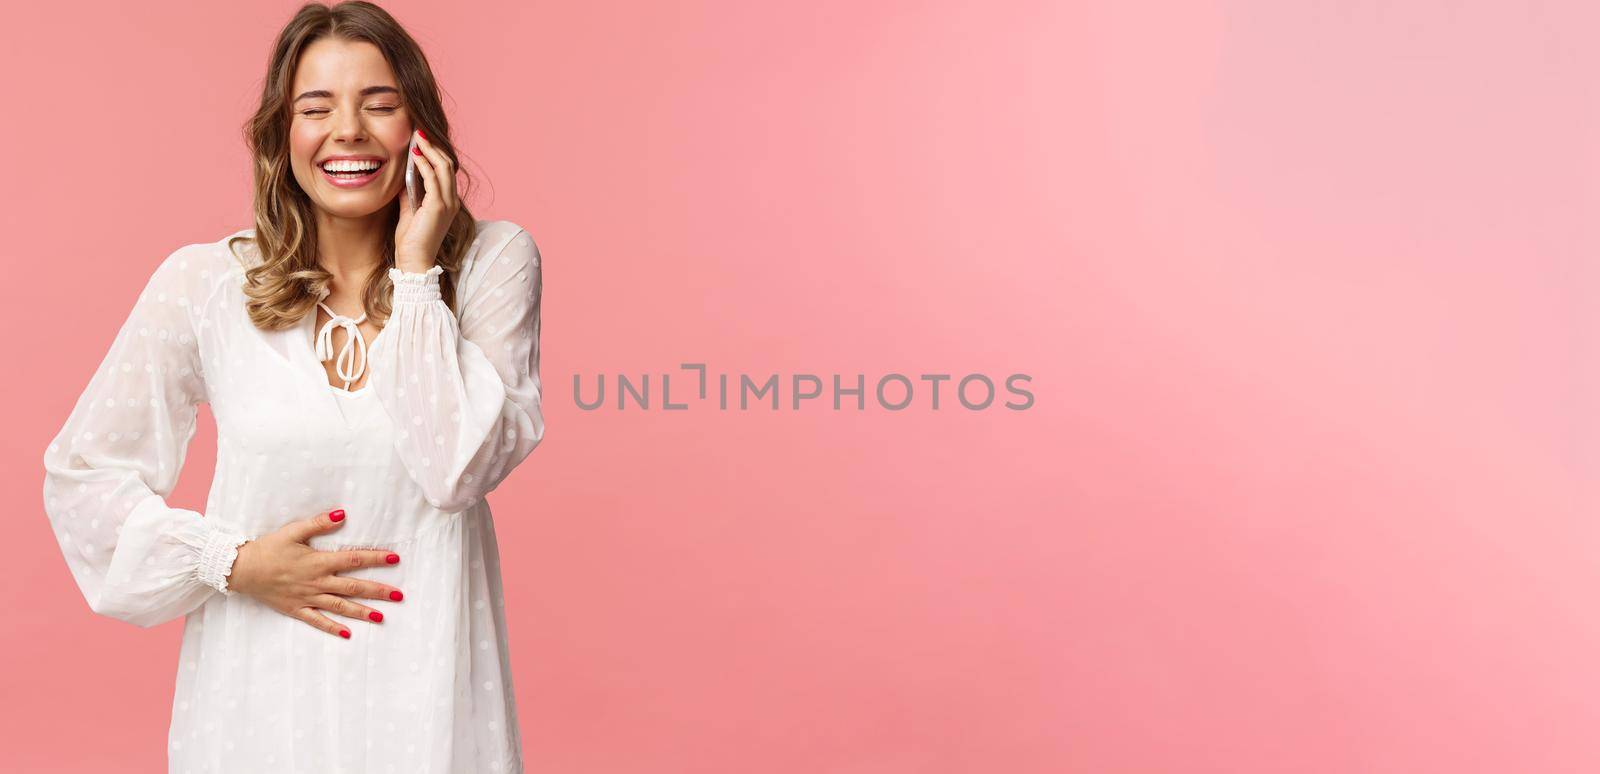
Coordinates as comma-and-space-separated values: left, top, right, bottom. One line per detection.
322, 159, 381, 173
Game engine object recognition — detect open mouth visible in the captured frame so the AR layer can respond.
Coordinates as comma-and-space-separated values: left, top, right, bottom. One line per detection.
319, 159, 386, 187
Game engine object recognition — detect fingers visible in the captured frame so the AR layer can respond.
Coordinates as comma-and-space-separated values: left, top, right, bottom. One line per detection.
292, 606, 351, 639
285, 508, 346, 543
410, 136, 437, 204
412, 130, 457, 212
322, 548, 401, 574
317, 574, 405, 603
310, 594, 386, 624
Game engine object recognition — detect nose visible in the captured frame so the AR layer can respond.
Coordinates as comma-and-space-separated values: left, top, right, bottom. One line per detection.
330, 105, 369, 143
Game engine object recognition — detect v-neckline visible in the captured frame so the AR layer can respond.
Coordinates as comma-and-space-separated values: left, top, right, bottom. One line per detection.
293, 308, 388, 398
225, 229, 389, 404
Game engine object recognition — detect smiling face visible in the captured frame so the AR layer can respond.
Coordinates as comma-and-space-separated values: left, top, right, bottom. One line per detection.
288, 37, 413, 219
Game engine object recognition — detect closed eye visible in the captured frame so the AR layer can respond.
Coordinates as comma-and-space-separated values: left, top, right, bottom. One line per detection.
299, 106, 399, 117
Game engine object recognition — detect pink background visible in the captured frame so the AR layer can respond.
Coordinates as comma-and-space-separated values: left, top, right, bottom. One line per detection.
1, 1, 1596, 771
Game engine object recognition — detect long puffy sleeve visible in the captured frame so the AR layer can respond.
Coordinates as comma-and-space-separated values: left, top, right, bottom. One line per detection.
367, 222, 545, 514
42, 245, 249, 629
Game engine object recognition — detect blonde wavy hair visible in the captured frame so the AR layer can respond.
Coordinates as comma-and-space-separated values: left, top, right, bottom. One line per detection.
228, 1, 479, 331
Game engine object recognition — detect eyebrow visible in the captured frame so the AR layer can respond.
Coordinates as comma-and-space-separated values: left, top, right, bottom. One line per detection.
293, 85, 400, 103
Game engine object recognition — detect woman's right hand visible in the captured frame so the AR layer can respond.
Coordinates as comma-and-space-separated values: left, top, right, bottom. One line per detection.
226, 509, 404, 639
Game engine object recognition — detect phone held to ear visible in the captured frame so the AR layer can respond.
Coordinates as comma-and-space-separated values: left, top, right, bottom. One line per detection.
404, 134, 420, 210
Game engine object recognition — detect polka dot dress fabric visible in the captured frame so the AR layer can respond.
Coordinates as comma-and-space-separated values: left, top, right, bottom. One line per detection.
42, 220, 544, 773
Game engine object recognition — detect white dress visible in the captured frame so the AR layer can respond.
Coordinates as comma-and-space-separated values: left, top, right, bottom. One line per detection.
41, 219, 545, 774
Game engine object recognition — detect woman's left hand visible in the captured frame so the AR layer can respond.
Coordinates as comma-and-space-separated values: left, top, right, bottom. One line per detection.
394, 128, 460, 273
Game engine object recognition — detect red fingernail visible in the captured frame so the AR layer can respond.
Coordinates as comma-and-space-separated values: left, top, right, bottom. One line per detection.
330, 510, 345, 522
339, 629, 351, 639
418, 129, 426, 140
387, 554, 400, 564
390, 590, 403, 601
369, 611, 383, 622
412, 145, 423, 156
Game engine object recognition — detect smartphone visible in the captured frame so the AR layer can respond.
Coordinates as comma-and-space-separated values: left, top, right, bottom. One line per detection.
403, 134, 420, 210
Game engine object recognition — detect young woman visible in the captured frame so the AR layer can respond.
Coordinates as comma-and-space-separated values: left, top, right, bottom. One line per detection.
40, 2, 544, 771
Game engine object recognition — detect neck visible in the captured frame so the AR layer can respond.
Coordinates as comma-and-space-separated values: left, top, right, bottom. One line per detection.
314, 207, 391, 284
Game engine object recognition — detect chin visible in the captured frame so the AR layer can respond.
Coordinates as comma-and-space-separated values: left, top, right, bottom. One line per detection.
313, 195, 396, 219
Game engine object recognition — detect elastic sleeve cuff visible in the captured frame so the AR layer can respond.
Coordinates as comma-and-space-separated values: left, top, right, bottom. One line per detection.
390, 264, 444, 305
196, 523, 249, 595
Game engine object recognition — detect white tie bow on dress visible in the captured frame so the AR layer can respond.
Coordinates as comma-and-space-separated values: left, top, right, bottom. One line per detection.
315, 301, 369, 390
